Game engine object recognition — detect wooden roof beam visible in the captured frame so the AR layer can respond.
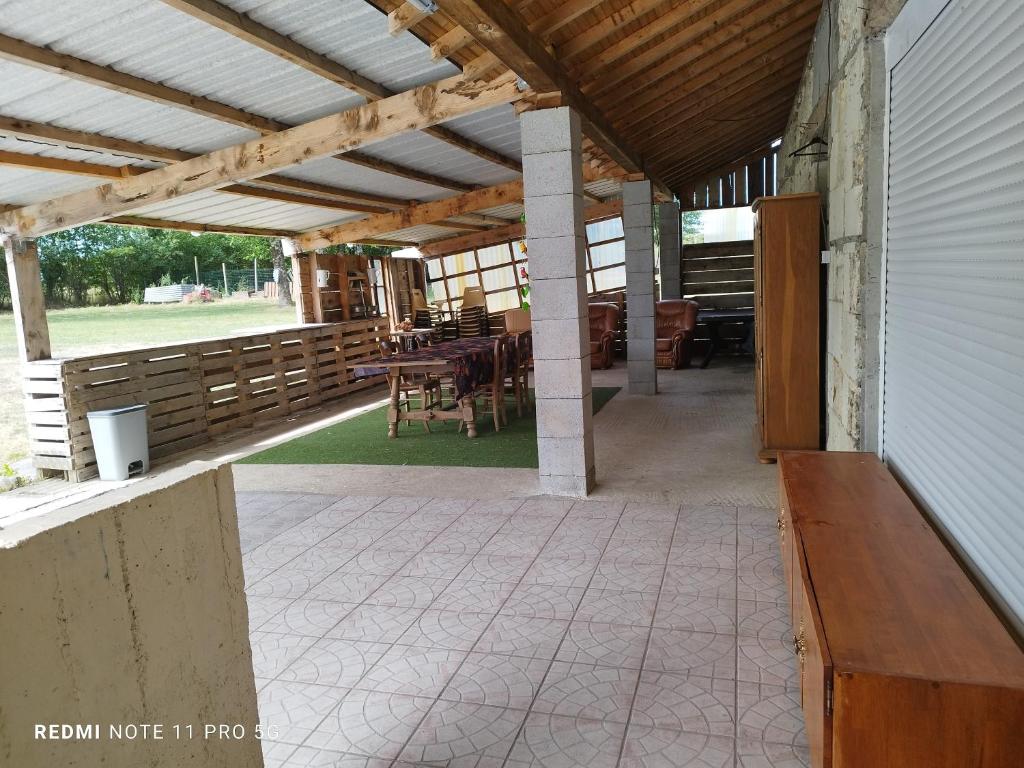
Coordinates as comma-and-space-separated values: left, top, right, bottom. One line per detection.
296, 179, 524, 250
0, 71, 523, 238
599, 0, 820, 114
607, 9, 819, 126
434, 0, 653, 182
107, 216, 297, 238
158, 0, 521, 172
0, 31, 487, 193
418, 197, 622, 256
0, 115, 421, 209
389, 2, 434, 35
432, 26, 475, 60
0, 149, 401, 215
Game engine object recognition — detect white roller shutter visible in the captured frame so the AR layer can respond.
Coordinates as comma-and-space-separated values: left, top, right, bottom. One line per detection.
882, 0, 1024, 624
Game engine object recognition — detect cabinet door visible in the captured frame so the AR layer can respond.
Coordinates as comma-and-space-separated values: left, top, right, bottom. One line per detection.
794, 547, 833, 768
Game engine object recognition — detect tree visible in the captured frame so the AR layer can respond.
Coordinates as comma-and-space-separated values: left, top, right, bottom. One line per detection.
682, 210, 704, 245
270, 239, 293, 307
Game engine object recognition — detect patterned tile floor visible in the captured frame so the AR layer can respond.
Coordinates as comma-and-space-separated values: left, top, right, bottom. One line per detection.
239, 492, 808, 768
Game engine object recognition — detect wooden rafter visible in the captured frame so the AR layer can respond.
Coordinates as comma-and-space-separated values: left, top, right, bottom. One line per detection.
0, 71, 523, 238
0, 31, 483, 193
107, 216, 297, 238
389, 2, 433, 35
434, 0, 651, 180
585, 0, 816, 99
157, 0, 521, 172
340, 151, 476, 193
418, 198, 622, 256
608, 6, 819, 126
0, 149, 399, 215
296, 180, 524, 250
431, 26, 476, 60
0, 115, 426, 211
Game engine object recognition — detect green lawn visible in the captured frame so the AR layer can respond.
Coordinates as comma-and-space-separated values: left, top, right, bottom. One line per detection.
0, 301, 297, 465
237, 387, 620, 468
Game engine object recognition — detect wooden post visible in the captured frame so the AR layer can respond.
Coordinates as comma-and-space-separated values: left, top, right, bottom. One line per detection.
3, 236, 51, 362
222, 262, 229, 295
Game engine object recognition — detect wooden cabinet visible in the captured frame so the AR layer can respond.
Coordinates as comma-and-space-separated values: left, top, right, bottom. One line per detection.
304, 252, 375, 323
752, 193, 821, 462
779, 451, 1024, 768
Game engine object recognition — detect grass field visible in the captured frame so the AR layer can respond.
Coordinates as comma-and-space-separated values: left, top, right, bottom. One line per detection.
0, 301, 297, 466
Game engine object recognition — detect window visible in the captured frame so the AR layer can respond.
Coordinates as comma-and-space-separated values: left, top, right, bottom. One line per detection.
423, 215, 628, 314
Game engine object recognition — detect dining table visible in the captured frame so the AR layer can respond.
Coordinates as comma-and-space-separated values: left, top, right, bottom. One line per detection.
351, 336, 503, 438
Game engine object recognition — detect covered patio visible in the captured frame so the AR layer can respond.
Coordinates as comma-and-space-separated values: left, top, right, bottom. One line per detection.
6, 0, 1022, 767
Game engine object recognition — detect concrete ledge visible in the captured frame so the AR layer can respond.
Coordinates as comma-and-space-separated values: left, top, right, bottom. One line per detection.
0, 462, 262, 768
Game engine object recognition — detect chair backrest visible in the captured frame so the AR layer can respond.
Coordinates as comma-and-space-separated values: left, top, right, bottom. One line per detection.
655, 299, 699, 336
462, 286, 487, 309
411, 288, 428, 311
504, 308, 531, 333
588, 302, 620, 340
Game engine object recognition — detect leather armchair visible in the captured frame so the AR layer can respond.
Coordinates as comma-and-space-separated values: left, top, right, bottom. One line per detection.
655, 299, 699, 369
588, 302, 619, 369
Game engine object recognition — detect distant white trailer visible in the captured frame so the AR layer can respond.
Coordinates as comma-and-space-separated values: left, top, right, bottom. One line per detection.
143, 284, 195, 303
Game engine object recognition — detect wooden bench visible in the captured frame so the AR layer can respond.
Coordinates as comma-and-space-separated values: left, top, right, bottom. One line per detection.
778, 451, 1024, 768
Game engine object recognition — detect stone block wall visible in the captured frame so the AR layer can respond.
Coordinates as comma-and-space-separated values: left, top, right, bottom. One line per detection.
777, 0, 907, 451
0, 463, 262, 768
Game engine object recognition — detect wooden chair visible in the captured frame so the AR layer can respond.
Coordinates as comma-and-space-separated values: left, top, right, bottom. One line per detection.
461, 335, 507, 433
504, 331, 532, 417
378, 340, 441, 432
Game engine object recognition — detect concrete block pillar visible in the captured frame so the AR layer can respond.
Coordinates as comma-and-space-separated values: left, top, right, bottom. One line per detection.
623, 180, 657, 395
520, 106, 595, 497
657, 202, 682, 300
3, 236, 50, 362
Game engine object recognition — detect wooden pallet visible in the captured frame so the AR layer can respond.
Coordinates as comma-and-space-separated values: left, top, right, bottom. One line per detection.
23, 318, 390, 482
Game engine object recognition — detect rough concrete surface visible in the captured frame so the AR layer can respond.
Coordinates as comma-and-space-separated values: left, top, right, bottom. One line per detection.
0, 463, 263, 768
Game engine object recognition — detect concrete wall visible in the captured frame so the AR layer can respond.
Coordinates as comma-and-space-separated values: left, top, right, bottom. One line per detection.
0, 463, 262, 768
778, 0, 906, 451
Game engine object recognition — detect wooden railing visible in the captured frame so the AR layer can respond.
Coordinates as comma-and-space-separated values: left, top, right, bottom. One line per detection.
22, 318, 390, 482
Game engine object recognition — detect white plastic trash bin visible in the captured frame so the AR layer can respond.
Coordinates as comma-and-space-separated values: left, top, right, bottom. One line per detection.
86, 404, 150, 481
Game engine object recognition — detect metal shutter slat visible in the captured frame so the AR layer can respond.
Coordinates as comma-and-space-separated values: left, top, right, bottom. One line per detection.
883, 0, 1024, 625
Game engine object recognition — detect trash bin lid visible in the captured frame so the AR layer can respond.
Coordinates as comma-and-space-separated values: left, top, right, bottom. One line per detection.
86, 404, 149, 419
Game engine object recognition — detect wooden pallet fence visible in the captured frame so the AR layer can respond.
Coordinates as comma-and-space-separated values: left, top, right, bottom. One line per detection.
21, 318, 390, 482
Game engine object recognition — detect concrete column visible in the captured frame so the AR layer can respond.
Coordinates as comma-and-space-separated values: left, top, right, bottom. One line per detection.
623, 180, 657, 395
657, 201, 682, 300
521, 107, 595, 497
3, 236, 50, 362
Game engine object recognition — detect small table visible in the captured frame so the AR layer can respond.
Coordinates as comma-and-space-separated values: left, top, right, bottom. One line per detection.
353, 337, 499, 438
698, 308, 755, 369
389, 329, 433, 352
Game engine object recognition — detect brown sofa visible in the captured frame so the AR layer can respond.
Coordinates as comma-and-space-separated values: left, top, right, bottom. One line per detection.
655, 299, 699, 369
589, 302, 619, 369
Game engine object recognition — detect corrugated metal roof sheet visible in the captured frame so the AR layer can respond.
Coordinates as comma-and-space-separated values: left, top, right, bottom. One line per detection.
223, 0, 459, 92
379, 223, 467, 242
277, 157, 452, 202
0, 135, 156, 169
0, 0, 526, 235
368, 131, 521, 188
130, 190, 360, 231
443, 106, 523, 159
0, 165, 106, 206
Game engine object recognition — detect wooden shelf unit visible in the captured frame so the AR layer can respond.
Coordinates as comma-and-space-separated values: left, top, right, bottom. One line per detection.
307, 252, 376, 322
752, 193, 821, 463
778, 451, 1024, 768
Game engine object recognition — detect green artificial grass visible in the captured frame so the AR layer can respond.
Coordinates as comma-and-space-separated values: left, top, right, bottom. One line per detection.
238, 387, 621, 468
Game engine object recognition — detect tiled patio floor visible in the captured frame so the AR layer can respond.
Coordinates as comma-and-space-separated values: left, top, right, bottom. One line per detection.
240, 492, 808, 768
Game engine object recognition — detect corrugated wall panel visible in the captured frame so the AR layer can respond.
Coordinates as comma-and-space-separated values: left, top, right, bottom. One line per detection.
882, 0, 1024, 624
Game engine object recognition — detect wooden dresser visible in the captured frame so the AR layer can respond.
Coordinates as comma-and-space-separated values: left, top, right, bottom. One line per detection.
752, 193, 821, 462
778, 451, 1024, 768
